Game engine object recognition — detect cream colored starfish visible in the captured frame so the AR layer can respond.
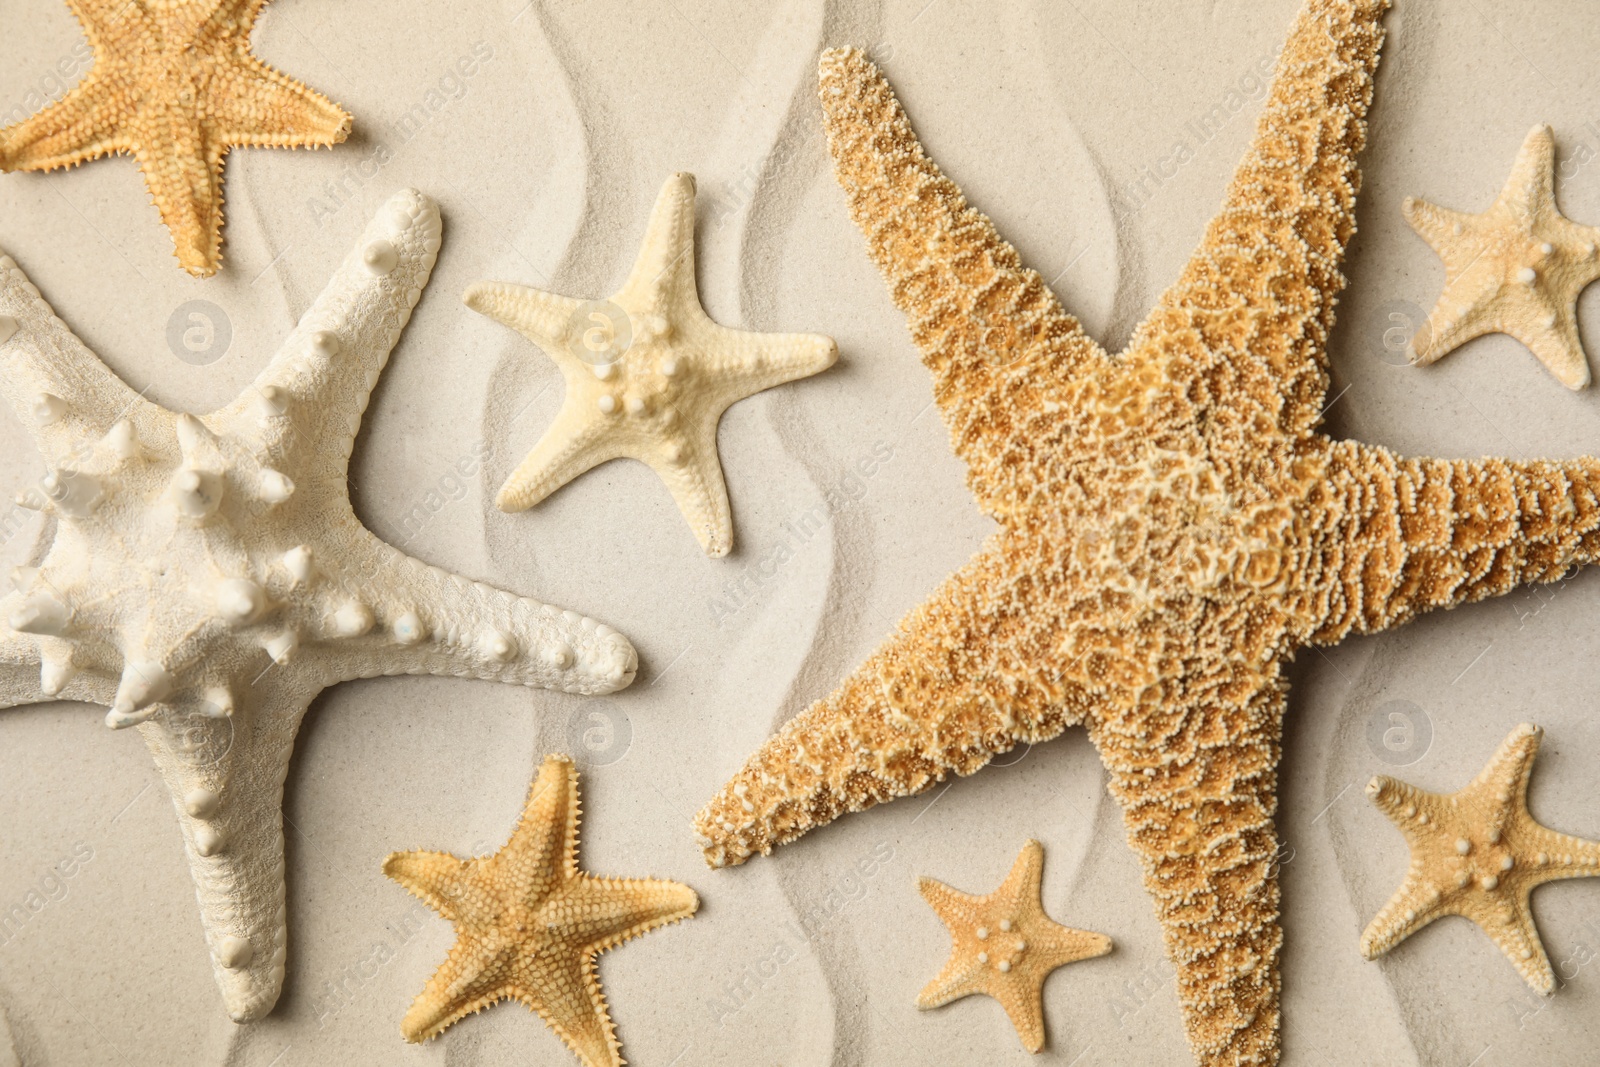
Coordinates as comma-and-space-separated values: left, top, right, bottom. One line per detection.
0, 0, 351, 276
697, 4, 1600, 1064
464, 173, 837, 557
1404, 124, 1600, 389
384, 753, 698, 1066
918, 840, 1110, 1053
0, 190, 637, 1022
1362, 723, 1600, 992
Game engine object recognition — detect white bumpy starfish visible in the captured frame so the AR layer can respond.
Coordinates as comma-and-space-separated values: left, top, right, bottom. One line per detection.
0, 189, 638, 1022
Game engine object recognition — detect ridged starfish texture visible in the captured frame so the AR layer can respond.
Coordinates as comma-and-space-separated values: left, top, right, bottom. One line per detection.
1362, 723, 1600, 992
0, 0, 351, 276
1405, 124, 1600, 389
0, 189, 638, 1021
917, 840, 1110, 1053
384, 754, 698, 1066
465, 172, 838, 557
697, 5, 1600, 1064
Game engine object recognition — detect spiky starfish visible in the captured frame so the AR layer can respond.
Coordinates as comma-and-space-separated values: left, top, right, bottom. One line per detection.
385, 754, 698, 1066
917, 840, 1110, 1053
1362, 723, 1600, 993
0, 0, 352, 276
1404, 123, 1600, 389
0, 189, 637, 1022
697, 4, 1600, 1063
465, 172, 837, 557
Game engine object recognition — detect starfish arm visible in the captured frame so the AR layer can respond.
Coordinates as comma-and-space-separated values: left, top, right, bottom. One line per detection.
998, 977, 1048, 1054
917, 875, 985, 930
617, 172, 698, 312
642, 412, 733, 556
128, 117, 233, 277
1302, 441, 1600, 643
564, 876, 700, 956
1480, 894, 1558, 994
212, 189, 442, 465
1515, 309, 1591, 390
0, 246, 160, 464
315, 530, 638, 694
816, 48, 1112, 517
695, 540, 1085, 867
0, 71, 132, 172
1401, 196, 1478, 259
382, 850, 472, 922
463, 281, 591, 375
502, 753, 583, 899
694, 320, 839, 404
134, 668, 324, 1022
915, 958, 984, 1011
1499, 124, 1559, 215
0, 632, 116, 709
397, 931, 520, 1043
1356, 862, 1455, 962
1087, 665, 1285, 1067
208, 57, 351, 148
1522, 825, 1600, 885
494, 407, 629, 514
1135, 0, 1388, 442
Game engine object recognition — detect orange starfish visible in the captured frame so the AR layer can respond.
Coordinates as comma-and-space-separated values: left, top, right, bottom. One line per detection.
697, 2, 1600, 1063
385, 755, 698, 1066
918, 841, 1111, 1052
0, 0, 351, 276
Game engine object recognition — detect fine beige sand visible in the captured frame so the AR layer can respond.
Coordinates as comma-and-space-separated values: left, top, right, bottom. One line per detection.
3, 1, 1600, 1064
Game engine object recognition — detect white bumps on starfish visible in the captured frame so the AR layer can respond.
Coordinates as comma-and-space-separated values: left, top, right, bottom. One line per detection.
465, 172, 837, 557
0, 189, 638, 1022
1362, 724, 1600, 993
1405, 124, 1600, 389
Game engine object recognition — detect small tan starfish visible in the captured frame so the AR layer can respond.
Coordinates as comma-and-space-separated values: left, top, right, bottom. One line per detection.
918, 840, 1110, 1053
464, 172, 837, 557
1404, 124, 1600, 389
0, 0, 351, 276
384, 754, 698, 1066
1361, 723, 1600, 993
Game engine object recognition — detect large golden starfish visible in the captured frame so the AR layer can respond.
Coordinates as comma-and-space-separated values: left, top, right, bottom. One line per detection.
1361, 723, 1600, 993
385, 754, 698, 1066
696, 3, 1600, 1063
0, 0, 351, 276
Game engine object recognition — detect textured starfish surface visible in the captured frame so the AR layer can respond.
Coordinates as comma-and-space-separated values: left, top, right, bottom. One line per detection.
0, 0, 351, 276
697, 4, 1600, 1063
1362, 723, 1600, 993
917, 840, 1110, 1053
384, 754, 698, 1065
464, 172, 837, 556
0, 189, 638, 1021
1404, 124, 1600, 389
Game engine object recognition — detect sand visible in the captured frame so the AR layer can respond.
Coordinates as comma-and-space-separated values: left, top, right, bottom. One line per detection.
2, 0, 1599, 1064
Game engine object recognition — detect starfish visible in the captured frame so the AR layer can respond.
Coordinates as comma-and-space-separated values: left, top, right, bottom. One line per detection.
1404, 123, 1600, 389
1361, 723, 1600, 993
384, 753, 698, 1065
464, 172, 837, 557
0, 0, 352, 277
917, 840, 1110, 1053
696, 4, 1600, 1063
0, 189, 638, 1022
